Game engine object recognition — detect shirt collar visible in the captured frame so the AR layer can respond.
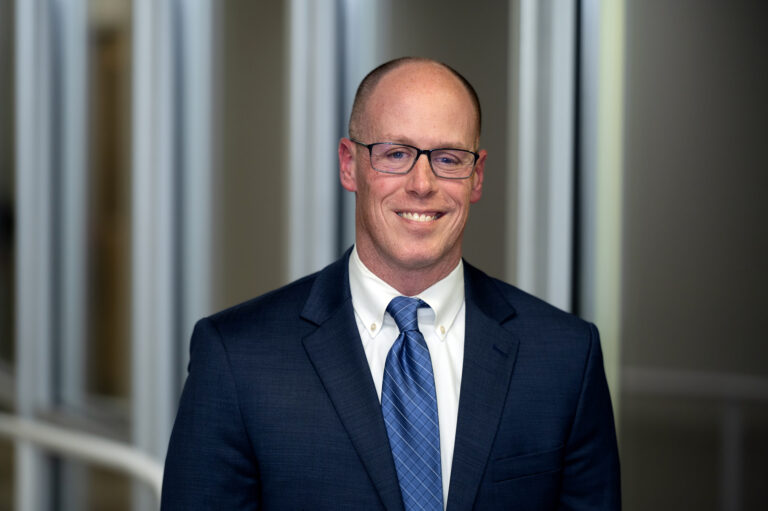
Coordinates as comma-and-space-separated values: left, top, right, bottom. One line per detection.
348, 245, 464, 341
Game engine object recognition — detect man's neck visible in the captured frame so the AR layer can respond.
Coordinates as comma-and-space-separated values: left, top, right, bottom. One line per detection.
353, 245, 461, 297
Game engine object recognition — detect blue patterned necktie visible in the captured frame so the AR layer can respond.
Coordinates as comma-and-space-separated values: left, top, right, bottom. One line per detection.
382, 296, 443, 511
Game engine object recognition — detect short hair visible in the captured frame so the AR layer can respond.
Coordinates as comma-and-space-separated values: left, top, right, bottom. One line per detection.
348, 57, 482, 141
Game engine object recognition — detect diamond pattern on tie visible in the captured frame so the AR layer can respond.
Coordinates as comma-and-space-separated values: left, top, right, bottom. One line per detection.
382, 296, 443, 511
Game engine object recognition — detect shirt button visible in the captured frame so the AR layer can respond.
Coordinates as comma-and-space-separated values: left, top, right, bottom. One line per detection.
440, 325, 446, 335
370, 323, 377, 332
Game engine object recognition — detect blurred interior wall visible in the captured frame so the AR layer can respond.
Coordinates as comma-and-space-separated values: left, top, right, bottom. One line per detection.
619, 1, 768, 510
214, 0, 288, 310
0, 0, 14, 365
0, 0, 15, 509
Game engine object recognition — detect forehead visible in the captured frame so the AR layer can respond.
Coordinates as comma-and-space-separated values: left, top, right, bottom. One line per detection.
363, 63, 478, 145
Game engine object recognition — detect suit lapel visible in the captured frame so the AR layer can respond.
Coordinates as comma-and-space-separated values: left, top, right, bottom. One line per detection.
301, 253, 404, 511
446, 263, 519, 511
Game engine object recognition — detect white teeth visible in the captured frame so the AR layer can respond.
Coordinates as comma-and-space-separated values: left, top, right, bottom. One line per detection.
399, 212, 437, 222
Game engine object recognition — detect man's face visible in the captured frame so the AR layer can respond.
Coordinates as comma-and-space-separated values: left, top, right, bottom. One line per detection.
339, 63, 486, 282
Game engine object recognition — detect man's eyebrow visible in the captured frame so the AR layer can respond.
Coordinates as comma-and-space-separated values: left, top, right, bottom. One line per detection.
376, 135, 471, 150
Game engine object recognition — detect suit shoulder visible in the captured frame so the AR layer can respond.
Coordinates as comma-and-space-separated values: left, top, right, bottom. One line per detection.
500, 277, 593, 333
205, 270, 319, 330
466, 262, 594, 334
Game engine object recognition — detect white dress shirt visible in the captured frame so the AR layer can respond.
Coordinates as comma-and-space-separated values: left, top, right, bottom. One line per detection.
348, 246, 465, 507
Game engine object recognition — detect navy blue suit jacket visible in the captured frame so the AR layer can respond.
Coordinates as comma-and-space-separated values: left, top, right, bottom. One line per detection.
161, 253, 620, 510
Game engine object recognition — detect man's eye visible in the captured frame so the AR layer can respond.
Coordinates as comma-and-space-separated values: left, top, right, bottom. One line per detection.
433, 152, 461, 166
385, 149, 410, 160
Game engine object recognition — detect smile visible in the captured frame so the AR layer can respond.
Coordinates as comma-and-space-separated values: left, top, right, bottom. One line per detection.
397, 211, 442, 222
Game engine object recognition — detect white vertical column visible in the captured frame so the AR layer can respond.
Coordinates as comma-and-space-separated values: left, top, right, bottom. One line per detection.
288, 0, 339, 280
15, 0, 54, 509
131, 3, 177, 510
510, 0, 577, 312
338, 0, 385, 250
579, 0, 624, 409
546, 0, 575, 307
56, 1, 90, 506
132, 0, 217, 490
57, 0, 88, 422
579, 0, 599, 322
179, 0, 215, 384
513, 0, 539, 293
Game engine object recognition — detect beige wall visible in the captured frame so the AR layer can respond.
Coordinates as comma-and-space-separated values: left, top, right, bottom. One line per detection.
214, 0, 288, 310
620, 1, 768, 509
622, 0, 768, 374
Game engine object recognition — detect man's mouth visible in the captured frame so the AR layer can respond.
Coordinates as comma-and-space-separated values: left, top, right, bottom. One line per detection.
397, 211, 442, 222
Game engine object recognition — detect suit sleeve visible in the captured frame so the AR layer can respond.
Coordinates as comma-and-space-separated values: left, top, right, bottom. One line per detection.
161, 318, 260, 510
559, 323, 621, 510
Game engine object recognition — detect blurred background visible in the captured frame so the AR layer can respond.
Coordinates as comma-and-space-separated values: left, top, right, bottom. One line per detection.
1, 0, 766, 510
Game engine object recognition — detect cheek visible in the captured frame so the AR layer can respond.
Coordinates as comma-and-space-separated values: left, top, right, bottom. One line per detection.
362, 178, 398, 209
356, 175, 377, 207
448, 184, 474, 210
357, 181, 389, 226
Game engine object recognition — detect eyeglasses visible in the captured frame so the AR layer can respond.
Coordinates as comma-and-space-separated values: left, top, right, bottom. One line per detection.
351, 139, 479, 179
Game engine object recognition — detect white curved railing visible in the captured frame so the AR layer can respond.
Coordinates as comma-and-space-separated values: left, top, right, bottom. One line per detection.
0, 412, 164, 505
622, 366, 768, 403
1, 367, 764, 510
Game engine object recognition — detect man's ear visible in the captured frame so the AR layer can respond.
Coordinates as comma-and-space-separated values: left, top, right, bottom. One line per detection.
339, 138, 358, 192
470, 149, 486, 203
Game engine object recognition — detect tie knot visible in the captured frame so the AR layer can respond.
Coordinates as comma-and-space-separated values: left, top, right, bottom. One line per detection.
386, 296, 427, 333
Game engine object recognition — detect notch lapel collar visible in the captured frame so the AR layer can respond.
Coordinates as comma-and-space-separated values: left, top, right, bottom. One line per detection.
301, 253, 404, 511
446, 263, 519, 511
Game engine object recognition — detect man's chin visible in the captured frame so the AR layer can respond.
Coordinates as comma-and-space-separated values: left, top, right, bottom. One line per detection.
391, 249, 455, 273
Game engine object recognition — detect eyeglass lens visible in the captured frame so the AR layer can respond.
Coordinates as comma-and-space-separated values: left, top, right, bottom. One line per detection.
370, 143, 474, 177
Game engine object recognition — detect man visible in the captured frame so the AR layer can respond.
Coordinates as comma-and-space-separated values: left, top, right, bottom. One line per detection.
161, 57, 620, 510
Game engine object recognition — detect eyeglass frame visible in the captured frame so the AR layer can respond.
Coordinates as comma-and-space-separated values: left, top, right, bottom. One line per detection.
350, 138, 480, 180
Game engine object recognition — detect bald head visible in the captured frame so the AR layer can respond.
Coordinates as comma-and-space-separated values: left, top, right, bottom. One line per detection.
348, 57, 482, 143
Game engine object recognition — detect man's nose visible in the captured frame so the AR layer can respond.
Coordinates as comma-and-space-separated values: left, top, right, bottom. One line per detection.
405, 153, 437, 195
